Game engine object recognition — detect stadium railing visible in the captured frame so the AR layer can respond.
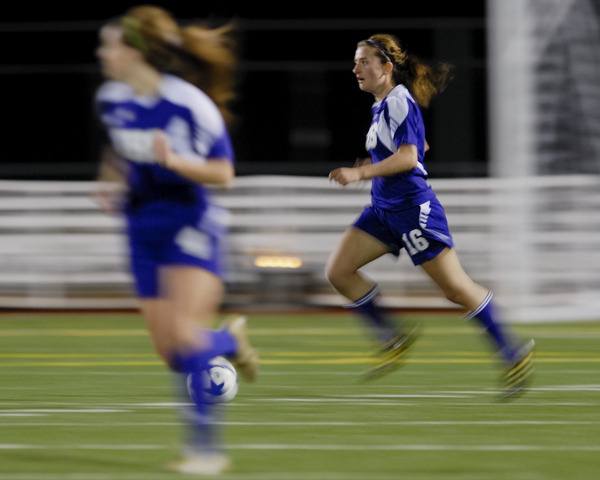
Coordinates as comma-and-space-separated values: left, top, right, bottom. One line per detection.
0, 175, 599, 322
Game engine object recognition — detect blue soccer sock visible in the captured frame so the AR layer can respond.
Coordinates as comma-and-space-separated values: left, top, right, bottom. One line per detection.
209, 329, 238, 358
171, 349, 215, 452
466, 291, 516, 363
170, 329, 238, 452
346, 285, 399, 343
170, 329, 238, 373
179, 371, 223, 453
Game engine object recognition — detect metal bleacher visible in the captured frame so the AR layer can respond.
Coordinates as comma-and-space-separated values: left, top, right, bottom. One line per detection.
0, 175, 599, 321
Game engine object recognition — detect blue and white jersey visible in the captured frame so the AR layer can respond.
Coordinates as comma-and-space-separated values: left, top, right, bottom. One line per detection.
96, 74, 234, 212
366, 84, 434, 210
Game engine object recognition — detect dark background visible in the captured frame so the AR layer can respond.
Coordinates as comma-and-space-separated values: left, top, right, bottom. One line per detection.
0, 2, 486, 179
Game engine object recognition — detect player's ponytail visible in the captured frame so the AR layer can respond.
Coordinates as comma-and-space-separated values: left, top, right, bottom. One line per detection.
399, 56, 453, 108
178, 24, 237, 124
120, 6, 237, 123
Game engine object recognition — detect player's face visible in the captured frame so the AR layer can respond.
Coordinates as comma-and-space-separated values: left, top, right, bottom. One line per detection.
353, 46, 389, 95
96, 25, 141, 81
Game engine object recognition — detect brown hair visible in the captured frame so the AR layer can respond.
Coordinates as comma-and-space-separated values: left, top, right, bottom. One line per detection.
358, 34, 453, 108
120, 5, 237, 122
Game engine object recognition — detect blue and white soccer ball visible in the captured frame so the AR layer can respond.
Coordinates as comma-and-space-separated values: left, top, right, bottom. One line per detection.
187, 356, 238, 404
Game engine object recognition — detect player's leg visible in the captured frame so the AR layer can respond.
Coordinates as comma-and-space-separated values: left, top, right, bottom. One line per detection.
164, 266, 259, 376
128, 238, 183, 368
326, 220, 418, 380
128, 222, 239, 473
398, 198, 527, 365
131, 264, 229, 472
420, 248, 534, 398
163, 266, 257, 381
326, 209, 400, 343
326, 226, 389, 301
161, 266, 234, 474
139, 298, 174, 364
420, 248, 516, 357
138, 297, 231, 473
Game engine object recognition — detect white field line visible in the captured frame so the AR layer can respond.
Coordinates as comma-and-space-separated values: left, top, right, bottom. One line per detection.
0, 420, 598, 427
0, 473, 466, 480
0, 401, 596, 414
531, 385, 600, 392
0, 475, 403, 480
0, 382, 599, 412
0, 370, 360, 376
252, 395, 468, 403
0, 475, 406, 480
0, 408, 128, 414
1, 443, 600, 452
0, 367, 592, 377
3, 356, 600, 367
453, 402, 598, 407
0, 413, 46, 417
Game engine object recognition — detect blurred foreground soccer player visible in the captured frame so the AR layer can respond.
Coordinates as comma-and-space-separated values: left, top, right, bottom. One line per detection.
327, 34, 534, 398
95, 6, 258, 474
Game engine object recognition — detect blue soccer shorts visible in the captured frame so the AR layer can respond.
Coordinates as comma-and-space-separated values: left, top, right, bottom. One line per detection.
353, 197, 454, 265
126, 204, 226, 298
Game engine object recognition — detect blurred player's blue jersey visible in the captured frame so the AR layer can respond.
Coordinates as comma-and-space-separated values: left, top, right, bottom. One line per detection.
366, 84, 434, 210
96, 74, 233, 296
96, 74, 234, 210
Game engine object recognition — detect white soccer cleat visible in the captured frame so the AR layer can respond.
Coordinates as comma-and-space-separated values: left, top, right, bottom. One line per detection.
168, 452, 231, 476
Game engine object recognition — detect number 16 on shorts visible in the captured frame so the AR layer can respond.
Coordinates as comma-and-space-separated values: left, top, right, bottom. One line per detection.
402, 229, 429, 256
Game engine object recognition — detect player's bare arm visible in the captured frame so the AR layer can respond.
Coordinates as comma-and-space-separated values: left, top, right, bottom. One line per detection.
329, 144, 417, 186
153, 131, 235, 188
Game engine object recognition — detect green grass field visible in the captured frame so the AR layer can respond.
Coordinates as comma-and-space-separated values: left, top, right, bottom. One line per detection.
0, 312, 599, 479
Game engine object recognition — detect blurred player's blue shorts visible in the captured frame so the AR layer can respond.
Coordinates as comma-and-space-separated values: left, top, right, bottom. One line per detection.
353, 197, 454, 265
126, 202, 227, 298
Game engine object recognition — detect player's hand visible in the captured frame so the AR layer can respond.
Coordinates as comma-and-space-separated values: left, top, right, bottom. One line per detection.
328, 167, 362, 186
153, 131, 175, 168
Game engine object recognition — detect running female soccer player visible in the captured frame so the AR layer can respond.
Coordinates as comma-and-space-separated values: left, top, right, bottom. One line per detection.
95, 6, 258, 474
327, 34, 533, 398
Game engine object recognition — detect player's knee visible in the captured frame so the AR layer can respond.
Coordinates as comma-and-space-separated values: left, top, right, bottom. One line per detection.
324, 263, 336, 286
325, 262, 351, 289
171, 324, 198, 349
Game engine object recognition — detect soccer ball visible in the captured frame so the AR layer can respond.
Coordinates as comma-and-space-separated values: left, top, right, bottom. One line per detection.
187, 356, 238, 404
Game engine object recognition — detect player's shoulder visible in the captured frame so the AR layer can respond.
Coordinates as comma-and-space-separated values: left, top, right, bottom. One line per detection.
385, 85, 416, 121
96, 81, 133, 103
160, 74, 204, 103
387, 84, 417, 107
389, 84, 415, 101
160, 75, 224, 132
